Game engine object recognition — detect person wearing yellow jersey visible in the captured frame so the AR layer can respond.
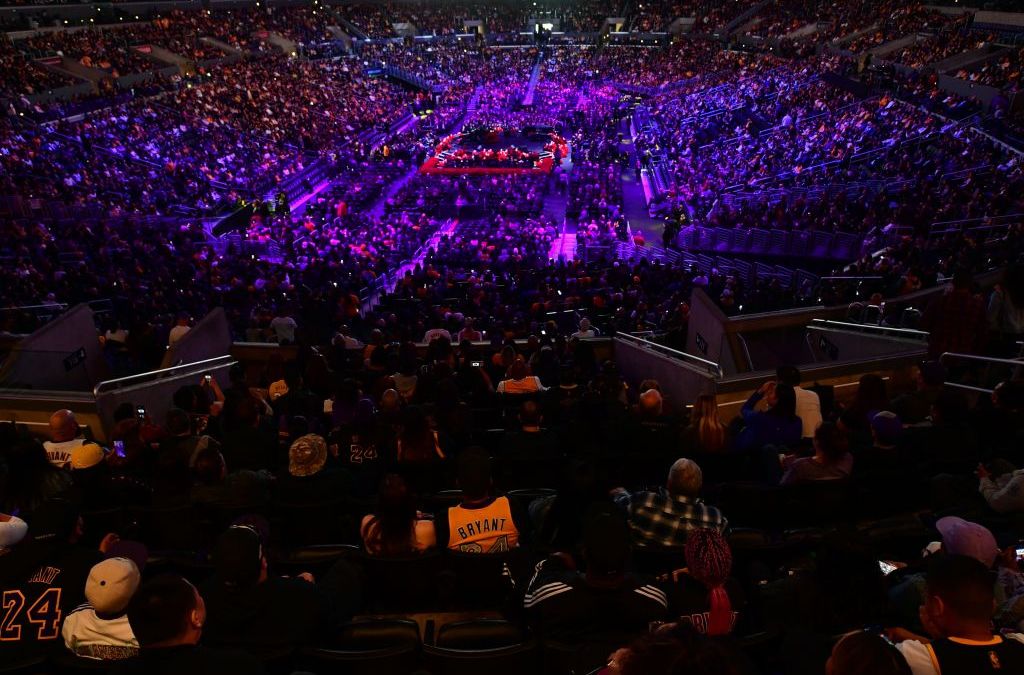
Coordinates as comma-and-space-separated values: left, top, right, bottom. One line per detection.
434, 447, 529, 553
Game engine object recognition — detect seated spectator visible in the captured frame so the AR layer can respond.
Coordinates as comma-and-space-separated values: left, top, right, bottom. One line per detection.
114, 574, 265, 675
275, 434, 349, 504
827, 631, 912, 675
360, 473, 436, 556
67, 443, 152, 511
777, 365, 822, 439
888, 517, 1001, 633
854, 411, 905, 480
667, 528, 742, 636
891, 555, 1024, 675
498, 400, 559, 459
780, 422, 853, 485
434, 447, 528, 553
0, 499, 109, 662
572, 317, 598, 339
395, 405, 446, 463
891, 362, 946, 425
496, 357, 548, 394
524, 507, 668, 642
189, 447, 272, 509
682, 394, 728, 454
201, 524, 356, 657
614, 458, 728, 548
44, 408, 85, 468
1, 433, 73, 518
976, 459, 1024, 514
607, 621, 748, 675
63, 555, 145, 659
736, 381, 802, 452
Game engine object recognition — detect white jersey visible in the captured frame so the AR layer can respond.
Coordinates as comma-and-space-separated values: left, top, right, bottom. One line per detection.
43, 439, 84, 469
61, 605, 139, 660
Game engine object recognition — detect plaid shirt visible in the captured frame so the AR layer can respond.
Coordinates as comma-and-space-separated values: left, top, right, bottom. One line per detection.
615, 489, 728, 548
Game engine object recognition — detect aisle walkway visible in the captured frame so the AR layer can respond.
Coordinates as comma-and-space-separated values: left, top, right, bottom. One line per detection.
618, 119, 663, 245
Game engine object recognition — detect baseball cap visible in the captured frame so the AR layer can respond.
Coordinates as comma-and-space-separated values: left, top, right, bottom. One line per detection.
870, 411, 903, 445
288, 434, 327, 477
936, 516, 998, 568
214, 525, 263, 588
70, 443, 106, 470
86, 557, 140, 615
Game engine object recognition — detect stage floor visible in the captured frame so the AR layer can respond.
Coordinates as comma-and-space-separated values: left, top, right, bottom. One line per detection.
420, 126, 567, 176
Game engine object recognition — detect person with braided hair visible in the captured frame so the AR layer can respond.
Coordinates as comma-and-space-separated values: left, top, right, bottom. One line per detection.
665, 528, 743, 637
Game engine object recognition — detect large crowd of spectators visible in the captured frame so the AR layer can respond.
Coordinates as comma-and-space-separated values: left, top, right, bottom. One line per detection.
3, 5, 1024, 675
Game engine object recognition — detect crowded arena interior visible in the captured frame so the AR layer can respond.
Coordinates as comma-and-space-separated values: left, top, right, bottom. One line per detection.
3, 0, 1024, 673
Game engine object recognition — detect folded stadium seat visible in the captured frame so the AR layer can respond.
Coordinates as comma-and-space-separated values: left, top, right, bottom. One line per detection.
272, 543, 359, 578
506, 488, 557, 512
439, 549, 531, 610
357, 549, 444, 612
845, 303, 865, 322
861, 304, 882, 325
274, 498, 350, 547
498, 454, 567, 489
421, 489, 464, 515
779, 481, 855, 528
857, 515, 934, 562
298, 619, 421, 675
422, 620, 538, 675
716, 482, 785, 529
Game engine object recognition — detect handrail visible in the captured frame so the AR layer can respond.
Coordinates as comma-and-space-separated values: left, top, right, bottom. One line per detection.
615, 332, 723, 378
93, 355, 235, 397
940, 352, 1024, 368
810, 319, 928, 340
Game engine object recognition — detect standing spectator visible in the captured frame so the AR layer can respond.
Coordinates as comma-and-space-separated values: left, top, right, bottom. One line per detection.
167, 313, 192, 347
614, 459, 728, 548
269, 310, 297, 345
777, 366, 822, 439
987, 263, 1024, 357
113, 575, 265, 675
921, 270, 987, 359
43, 408, 85, 468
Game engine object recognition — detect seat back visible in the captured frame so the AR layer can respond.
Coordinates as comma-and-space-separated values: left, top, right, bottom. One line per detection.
436, 619, 525, 649
422, 640, 539, 675
359, 550, 443, 611
298, 619, 421, 675
440, 550, 518, 609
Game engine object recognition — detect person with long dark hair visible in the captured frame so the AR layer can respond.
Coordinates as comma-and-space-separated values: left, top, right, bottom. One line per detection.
360, 474, 436, 556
